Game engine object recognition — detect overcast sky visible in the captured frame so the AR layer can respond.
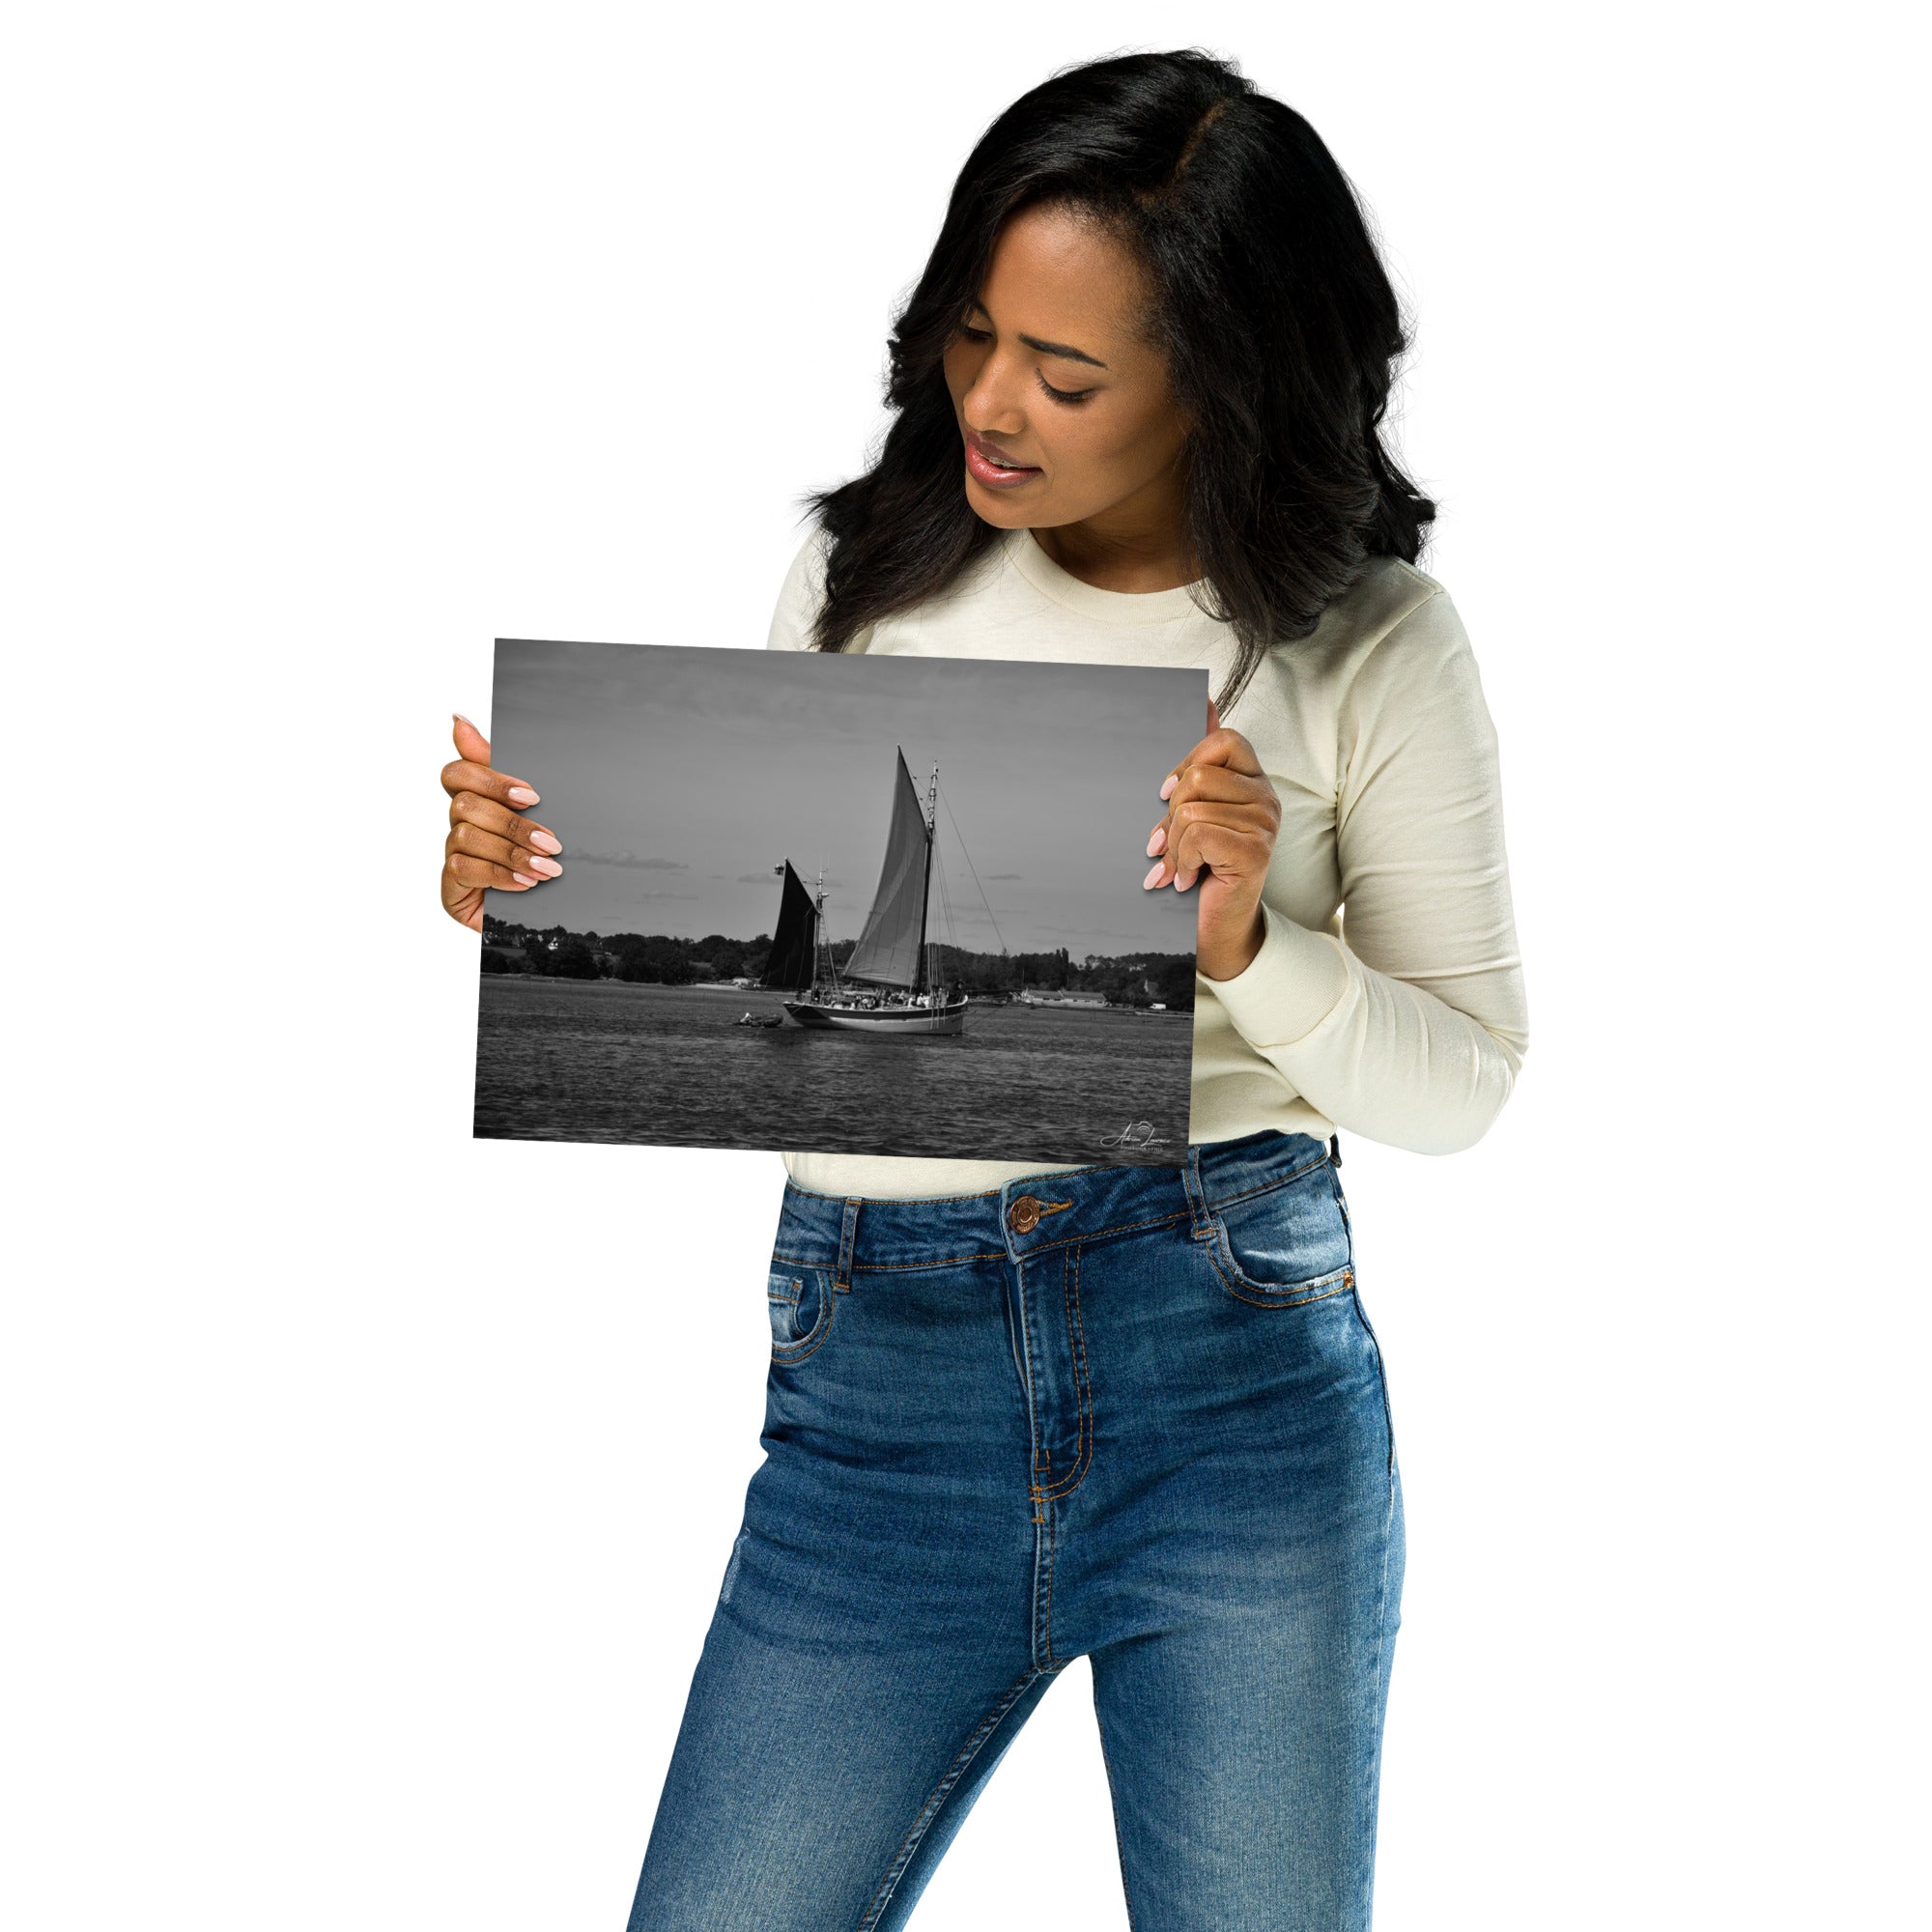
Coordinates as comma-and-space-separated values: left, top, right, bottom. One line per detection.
486, 640, 1207, 960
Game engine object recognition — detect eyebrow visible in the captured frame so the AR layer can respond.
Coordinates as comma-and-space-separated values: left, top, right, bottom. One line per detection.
967, 300, 1108, 369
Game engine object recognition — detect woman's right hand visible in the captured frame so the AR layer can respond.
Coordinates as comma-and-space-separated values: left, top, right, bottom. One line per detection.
440, 714, 564, 932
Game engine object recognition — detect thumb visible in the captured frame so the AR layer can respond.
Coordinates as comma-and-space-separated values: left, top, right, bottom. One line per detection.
452, 711, 492, 766
1206, 695, 1221, 735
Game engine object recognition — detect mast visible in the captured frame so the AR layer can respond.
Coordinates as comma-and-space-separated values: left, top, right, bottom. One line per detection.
914, 761, 937, 999
813, 867, 833, 993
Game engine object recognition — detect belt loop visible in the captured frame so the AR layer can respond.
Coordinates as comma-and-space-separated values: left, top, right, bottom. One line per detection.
836, 1197, 863, 1292
1181, 1144, 1212, 1239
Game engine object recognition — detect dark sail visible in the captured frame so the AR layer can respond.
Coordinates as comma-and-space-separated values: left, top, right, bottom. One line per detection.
763, 860, 819, 991
843, 749, 930, 989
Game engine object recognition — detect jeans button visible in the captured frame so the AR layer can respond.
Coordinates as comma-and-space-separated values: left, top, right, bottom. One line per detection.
1008, 1194, 1041, 1233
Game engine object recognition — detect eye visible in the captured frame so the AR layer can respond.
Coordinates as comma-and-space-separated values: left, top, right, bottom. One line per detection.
1037, 372, 1094, 406
953, 321, 1094, 405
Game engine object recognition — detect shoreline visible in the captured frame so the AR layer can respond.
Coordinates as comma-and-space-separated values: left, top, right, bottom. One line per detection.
482, 975, 1191, 1011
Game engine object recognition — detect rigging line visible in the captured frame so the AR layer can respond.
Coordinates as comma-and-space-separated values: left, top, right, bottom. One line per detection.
937, 782, 1011, 960
818, 863, 843, 995
933, 814, 962, 984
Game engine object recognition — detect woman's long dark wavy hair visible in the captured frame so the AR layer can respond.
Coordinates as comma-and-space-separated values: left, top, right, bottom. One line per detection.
800, 47, 1435, 715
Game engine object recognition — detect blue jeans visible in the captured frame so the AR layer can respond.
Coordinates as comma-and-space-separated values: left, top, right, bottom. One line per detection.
626, 1128, 1405, 1930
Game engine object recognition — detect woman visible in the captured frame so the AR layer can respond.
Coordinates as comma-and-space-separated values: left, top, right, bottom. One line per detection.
441, 49, 1527, 1931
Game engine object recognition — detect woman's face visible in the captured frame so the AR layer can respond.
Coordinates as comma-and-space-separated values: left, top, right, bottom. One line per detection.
941, 202, 1190, 537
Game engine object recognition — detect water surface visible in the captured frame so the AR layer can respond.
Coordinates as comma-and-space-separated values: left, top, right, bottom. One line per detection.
473, 978, 1194, 1165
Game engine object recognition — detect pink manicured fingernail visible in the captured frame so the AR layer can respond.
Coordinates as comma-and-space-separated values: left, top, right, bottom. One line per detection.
528, 830, 562, 855
454, 711, 474, 725
1146, 826, 1167, 857
1143, 861, 1165, 889
512, 871, 539, 886
507, 785, 539, 806
527, 856, 562, 877
1159, 774, 1178, 799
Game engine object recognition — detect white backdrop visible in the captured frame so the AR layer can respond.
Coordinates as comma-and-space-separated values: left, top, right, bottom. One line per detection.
6, 5, 1923, 1927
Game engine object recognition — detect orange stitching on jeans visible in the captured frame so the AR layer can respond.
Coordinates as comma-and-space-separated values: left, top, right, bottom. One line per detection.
772, 1249, 1009, 1271
1200, 1236, 1355, 1310
1039, 1488, 1061, 1665
1021, 1205, 1191, 1253
1039, 1244, 1094, 1500
775, 1205, 1197, 1273
1021, 1247, 1096, 1666
858, 1252, 1010, 1269
1030, 1416, 1070, 1662
1014, 1254, 1044, 1522
770, 1267, 838, 1364
1203, 1196, 1352, 1303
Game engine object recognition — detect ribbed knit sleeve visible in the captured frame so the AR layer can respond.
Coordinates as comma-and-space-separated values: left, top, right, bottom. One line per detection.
1204, 588, 1529, 1153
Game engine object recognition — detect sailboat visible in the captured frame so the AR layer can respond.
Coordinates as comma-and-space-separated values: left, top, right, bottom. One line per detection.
763, 747, 970, 1036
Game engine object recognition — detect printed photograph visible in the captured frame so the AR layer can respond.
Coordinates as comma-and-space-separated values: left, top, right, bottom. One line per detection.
474, 638, 1207, 1164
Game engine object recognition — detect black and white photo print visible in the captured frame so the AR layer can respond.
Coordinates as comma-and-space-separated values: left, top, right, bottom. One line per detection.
473, 639, 1207, 1164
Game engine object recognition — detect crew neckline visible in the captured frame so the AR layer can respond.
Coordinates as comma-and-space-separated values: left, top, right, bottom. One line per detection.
1005, 526, 1208, 626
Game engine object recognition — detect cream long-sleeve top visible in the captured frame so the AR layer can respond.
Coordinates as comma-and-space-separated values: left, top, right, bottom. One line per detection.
765, 521, 1528, 1200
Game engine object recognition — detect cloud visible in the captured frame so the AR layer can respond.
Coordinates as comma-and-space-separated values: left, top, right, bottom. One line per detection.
570, 851, 687, 870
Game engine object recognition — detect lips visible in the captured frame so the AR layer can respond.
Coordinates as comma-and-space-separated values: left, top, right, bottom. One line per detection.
966, 433, 1038, 473
966, 431, 1043, 483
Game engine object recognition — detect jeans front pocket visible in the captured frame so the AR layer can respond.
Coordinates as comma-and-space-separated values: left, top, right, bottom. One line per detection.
767, 1262, 837, 1364
1206, 1155, 1355, 1308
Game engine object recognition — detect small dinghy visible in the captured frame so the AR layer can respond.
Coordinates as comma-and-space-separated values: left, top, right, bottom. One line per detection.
734, 1009, 784, 1028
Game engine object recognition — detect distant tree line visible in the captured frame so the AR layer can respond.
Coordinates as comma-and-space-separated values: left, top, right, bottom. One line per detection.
480, 917, 1195, 1009
480, 917, 753, 985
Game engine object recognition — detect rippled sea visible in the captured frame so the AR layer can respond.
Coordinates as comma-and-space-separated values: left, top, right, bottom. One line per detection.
473, 977, 1195, 1166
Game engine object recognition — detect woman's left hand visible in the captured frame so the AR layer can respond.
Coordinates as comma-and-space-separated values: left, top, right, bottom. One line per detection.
1144, 697, 1281, 981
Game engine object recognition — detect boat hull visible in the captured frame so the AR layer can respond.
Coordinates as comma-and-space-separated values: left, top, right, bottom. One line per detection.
781, 996, 968, 1036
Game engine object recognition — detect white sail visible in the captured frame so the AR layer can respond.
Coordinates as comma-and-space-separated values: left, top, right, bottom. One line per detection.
842, 749, 930, 988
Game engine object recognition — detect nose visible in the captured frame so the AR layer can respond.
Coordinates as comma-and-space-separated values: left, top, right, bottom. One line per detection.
960, 354, 1028, 436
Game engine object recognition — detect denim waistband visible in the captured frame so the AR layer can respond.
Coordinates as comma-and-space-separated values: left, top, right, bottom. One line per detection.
773, 1129, 1335, 1280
